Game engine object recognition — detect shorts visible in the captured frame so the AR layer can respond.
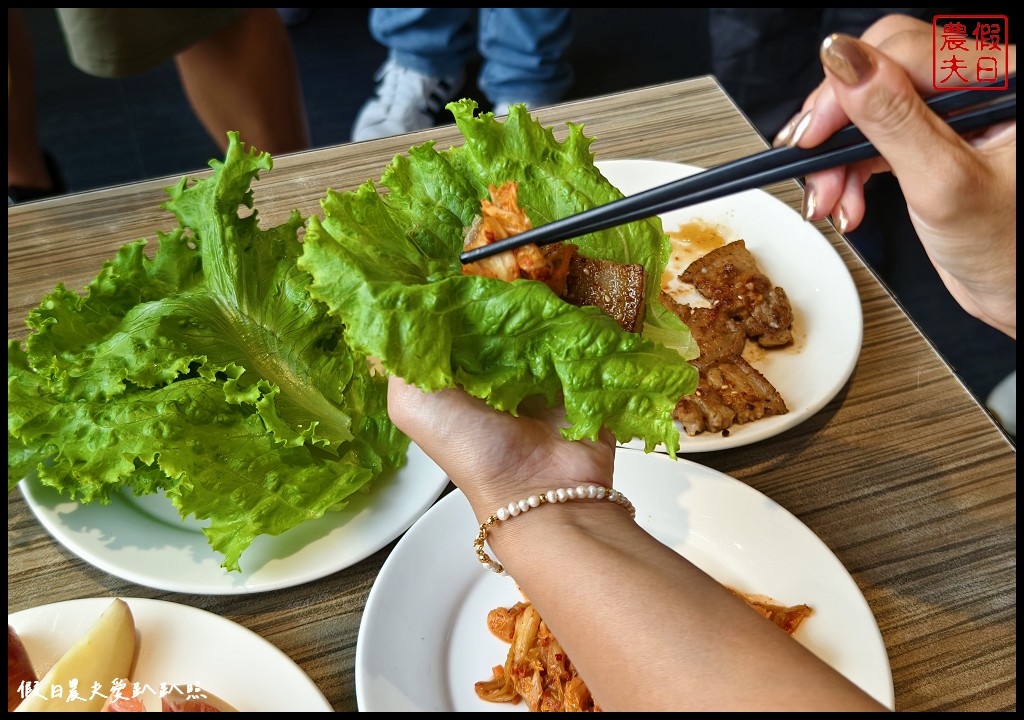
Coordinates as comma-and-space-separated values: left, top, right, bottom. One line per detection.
55, 9, 248, 78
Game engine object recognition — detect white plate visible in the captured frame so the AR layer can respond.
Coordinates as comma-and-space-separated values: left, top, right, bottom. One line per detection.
355, 449, 894, 711
8, 597, 332, 712
595, 159, 863, 453
18, 443, 449, 595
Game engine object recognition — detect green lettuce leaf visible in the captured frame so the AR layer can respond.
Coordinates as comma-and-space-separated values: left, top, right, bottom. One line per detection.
298, 99, 698, 454
7, 133, 409, 572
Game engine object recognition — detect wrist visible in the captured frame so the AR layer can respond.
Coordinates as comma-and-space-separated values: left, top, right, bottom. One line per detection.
472, 484, 636, 576
461, 474, 615, 527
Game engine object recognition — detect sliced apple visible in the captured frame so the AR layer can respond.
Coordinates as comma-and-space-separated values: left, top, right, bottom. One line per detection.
8, 625, 38, 711
14, 598, 137, 712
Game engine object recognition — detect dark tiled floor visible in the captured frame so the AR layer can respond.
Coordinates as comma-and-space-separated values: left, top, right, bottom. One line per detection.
17, 8, 1015, 424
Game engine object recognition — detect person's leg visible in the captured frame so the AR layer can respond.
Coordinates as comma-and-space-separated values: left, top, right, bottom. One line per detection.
476, 8, 574, 109
351, 8, 473, 141
369, 8, 475, 78
175, 8, 310, 155
8, 8, 54, 194
56, 9, 245, 79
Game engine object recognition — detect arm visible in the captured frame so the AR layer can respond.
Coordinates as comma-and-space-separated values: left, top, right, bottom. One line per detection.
388, 377, 887, 711
775, 14, 1015, 338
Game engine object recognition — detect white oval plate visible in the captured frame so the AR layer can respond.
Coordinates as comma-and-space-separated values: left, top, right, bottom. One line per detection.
595, 159, 863, 453
18, 443, 449, 595
355, 449, 894, 711
8, 597, 332, 712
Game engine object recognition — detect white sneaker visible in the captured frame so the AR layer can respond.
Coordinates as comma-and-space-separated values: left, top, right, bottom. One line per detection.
351, 58, 464, 142
491, 99, 532, 116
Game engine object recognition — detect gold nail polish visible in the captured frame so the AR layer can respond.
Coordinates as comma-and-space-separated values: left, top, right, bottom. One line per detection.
787, 110, 814, 148
770, 123, 794, 147
821, 33, 875, 86
801, 182, 817, 221
835, 205, 849, 233
773, 113, 800, 147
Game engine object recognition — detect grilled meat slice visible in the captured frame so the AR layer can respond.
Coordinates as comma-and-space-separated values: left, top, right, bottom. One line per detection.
673, 356, 788, 436
673, 373, 737, 436
661, 240, 795, 436
659, 292, 744, 366
680, 239, 793, 348
564, 253, 647, 333
744, 285, 794, 347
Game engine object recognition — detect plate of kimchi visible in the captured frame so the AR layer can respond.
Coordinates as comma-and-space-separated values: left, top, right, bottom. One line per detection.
598, 160, 863, 454
354, 449, 894, 711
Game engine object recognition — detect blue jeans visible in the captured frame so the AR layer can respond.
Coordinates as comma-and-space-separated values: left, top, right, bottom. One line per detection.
369, 8, 574, 105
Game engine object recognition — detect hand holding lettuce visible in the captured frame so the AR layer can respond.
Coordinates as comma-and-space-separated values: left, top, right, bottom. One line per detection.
299, 99, 697, 454
8, 101, 697, 573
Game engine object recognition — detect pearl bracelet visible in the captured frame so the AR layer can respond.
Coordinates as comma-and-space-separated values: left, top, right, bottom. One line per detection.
473, 484, 636, 575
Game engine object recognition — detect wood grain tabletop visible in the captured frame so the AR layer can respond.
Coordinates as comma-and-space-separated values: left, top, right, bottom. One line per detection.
8, 76, 1015, 712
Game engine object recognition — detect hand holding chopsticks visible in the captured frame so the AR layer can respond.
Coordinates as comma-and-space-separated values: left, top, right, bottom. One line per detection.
806, 30, 1015, 339
460, 74, 1015, 266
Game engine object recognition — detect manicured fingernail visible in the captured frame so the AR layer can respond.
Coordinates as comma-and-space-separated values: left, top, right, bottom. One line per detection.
773, 114, 799, 147
787, 110, 814, 147
835, 204, 849, 233
801, 181, 817, 221
821, 33, 875, 86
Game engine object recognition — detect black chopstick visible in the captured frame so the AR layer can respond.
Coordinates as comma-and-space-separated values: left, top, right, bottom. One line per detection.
460, 74, 1015, 264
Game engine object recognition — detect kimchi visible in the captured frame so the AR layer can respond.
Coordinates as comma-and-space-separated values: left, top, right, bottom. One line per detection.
462, 181, 575, 297
474, 601, 600, 712
476, 590, 812, 712
461, 181, 649, 332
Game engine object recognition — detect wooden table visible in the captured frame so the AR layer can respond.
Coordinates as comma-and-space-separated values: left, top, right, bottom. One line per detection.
8, 76, 1016, 712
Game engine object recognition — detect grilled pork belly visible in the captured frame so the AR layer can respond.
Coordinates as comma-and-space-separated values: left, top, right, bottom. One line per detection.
659, 298, 745, 367
673, 356, 788, 436
660, 238, 792, 437
680, 239, 793, 348
563, 254, 647, 333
